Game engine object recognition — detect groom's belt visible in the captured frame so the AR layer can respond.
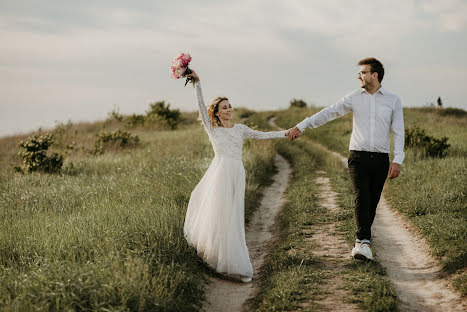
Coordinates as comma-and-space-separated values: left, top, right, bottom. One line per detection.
350, 150, 389, 158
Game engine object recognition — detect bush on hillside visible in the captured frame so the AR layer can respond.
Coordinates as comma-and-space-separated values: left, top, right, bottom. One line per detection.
50, 120, 78, 151
93, 129, 140, 155
144, 113, 175, 129
13, 134, 64, 174
123, 101, 181, 130
107, 108, 124, 122
290, 98, 307, 108
125, 114, 146, 128
237, 108, 255, 119
146, 101, 180, 129
405, 126, 450, 158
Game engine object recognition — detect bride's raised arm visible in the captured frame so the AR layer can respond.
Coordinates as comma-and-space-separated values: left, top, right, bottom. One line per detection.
188, 70, 212, 135
239, 124, 287, 140
194, 82, 212, 133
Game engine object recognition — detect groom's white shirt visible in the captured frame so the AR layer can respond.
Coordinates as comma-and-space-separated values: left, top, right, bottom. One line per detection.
296, 86, 405, 164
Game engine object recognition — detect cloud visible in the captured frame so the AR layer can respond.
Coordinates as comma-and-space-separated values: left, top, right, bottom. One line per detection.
0, 0, 466, 136
274, 0, 434, 57
422, 0, 467, 31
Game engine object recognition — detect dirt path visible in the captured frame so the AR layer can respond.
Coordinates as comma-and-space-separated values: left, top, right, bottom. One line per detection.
269, 117, 465, 311
299, 172, 361, 311
201, 153, 292, 312
315, 142, 465, 311
372, 198, 465, 311
270, 118, 360, 310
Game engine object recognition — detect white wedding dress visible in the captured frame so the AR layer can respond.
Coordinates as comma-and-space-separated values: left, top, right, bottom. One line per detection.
184, 82, 286, 278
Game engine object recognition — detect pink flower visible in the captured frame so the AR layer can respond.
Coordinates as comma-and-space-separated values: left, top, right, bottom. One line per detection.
170, 56, 188, 79
181, 53, 191, 66
174, 53, 191, 67
170, 52, 194, 86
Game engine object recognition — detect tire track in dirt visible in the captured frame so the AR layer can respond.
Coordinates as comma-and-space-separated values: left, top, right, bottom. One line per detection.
298, 172, 361, 311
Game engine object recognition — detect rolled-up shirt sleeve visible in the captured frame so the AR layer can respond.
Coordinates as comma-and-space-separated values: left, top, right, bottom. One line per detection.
296, 94, 353, 132
392, 97, 405, 164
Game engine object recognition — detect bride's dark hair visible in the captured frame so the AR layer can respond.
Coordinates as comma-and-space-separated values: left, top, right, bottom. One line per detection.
206, 96, 228, 127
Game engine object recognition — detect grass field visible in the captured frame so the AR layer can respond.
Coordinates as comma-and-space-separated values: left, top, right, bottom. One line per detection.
0, 111, 279, 311
0, 104, 465, 311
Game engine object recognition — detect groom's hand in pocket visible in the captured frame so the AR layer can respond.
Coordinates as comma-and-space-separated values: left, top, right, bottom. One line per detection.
388, 163, 401, 179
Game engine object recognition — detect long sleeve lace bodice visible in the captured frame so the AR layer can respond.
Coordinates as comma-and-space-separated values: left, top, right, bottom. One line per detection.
194, 82, 286, 160
195, 82, 213, 135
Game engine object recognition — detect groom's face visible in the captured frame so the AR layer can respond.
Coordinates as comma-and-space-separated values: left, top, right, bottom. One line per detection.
358, 65, 377, 90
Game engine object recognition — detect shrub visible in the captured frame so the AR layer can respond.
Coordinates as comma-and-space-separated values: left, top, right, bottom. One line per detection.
424, 136, 450, 158
236, 108, 255, 119
146, 101, 180, 129
107, 108, 124, 122
290, 98, 307, 108
405, 126, 450, 158
120, 101, 181, 130
125, 114, 146, 128
52, 120, 73, 147
143, 114, 172, 129
13, 134, 64, 173
93, 129, 140, 155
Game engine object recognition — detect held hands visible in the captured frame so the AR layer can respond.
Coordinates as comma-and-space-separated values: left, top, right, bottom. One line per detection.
388, 163, 401, 179
286, 126, 302, 141
186, 70, 200, 83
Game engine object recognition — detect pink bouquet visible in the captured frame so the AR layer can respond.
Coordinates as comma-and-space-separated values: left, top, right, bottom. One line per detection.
170, 53, 194, 86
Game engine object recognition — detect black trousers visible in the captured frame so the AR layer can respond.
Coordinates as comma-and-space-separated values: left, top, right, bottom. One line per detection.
348, 150, 389, 241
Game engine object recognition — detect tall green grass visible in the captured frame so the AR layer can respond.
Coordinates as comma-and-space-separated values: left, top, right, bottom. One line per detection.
0, 112, 279, 311
1, 129, 207, 311
385, 108, 467, 295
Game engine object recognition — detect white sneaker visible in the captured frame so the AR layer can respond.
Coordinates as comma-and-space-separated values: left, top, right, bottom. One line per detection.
240, 276, 252, 283
352, 242, 373, 261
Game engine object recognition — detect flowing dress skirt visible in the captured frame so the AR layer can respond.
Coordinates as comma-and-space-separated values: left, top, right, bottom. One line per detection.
184, 156, 253, 278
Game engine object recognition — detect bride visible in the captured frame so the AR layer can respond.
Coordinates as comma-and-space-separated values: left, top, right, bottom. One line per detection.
183, 69, 287, 283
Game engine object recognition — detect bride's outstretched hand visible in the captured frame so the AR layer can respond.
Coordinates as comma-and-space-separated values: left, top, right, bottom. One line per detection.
286, 126, 302, 140
186, 70, 200, 83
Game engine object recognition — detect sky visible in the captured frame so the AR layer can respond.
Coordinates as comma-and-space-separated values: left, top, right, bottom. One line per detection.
1, 0, 466, 137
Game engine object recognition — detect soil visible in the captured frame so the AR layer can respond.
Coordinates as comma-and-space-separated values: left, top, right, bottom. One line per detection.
297, 173, 361, 311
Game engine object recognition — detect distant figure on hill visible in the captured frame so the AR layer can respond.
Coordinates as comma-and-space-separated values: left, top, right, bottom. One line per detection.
286, 57, 405, 261
182, 69, 287, 283
437, 96, 443, 108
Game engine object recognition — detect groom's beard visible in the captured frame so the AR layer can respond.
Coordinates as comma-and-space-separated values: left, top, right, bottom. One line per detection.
361, 80, 374, 91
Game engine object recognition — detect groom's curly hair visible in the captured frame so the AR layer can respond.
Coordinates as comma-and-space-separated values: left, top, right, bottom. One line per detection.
358, 57, 384, 83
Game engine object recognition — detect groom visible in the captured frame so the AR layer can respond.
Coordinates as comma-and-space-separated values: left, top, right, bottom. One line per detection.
286, 57, 405, 261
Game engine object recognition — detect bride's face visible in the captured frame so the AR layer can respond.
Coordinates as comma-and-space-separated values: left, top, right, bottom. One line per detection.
217, 100, 232, 121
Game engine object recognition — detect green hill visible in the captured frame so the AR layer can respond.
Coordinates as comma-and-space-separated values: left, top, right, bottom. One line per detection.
0, 106, 465, 310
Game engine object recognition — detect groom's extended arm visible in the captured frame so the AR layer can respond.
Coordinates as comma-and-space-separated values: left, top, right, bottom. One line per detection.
287, 94, 353, 140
